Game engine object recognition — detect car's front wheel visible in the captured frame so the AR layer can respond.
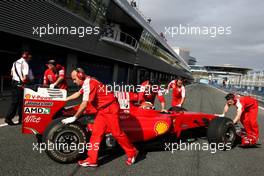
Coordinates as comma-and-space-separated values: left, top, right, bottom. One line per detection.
43, 118, 89, 163
207, 117, 236, 150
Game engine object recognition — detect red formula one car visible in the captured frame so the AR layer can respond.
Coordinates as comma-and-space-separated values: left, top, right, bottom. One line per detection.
22, 87, 237, 163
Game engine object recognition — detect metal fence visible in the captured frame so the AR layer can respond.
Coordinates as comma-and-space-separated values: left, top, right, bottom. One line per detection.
101, 28, 139, 51
212, 83, 264, 103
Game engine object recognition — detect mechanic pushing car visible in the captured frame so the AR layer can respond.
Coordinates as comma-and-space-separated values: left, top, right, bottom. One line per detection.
61, 68, 138, 167
220, 93, 259, 146
167, 77, 186, 107
43, 59, 67, 89
138, 79, 166, 112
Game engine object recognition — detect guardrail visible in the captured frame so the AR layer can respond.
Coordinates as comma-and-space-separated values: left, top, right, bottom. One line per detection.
211, 84, 264, 103
100, 29, 139, 51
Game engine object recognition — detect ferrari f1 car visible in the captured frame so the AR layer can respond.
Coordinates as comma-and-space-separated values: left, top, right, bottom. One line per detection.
22, 87, 237, 163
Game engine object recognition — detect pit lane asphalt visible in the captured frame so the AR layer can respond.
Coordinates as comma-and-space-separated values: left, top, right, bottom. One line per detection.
0, 83, 263, 176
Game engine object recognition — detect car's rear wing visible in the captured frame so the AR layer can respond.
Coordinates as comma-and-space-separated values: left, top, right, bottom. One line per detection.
22, 88, 67, 135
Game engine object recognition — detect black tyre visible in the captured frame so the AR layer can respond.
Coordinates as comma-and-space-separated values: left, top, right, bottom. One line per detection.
43, 118, 89, 163
168, 106, 187, 112
35, 134, 43, 143
207, 117, 236, 149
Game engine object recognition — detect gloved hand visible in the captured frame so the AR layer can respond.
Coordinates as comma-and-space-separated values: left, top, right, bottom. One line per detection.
61, 116, 77, 124
214, 113, 225, 117
50, 83, 56, 89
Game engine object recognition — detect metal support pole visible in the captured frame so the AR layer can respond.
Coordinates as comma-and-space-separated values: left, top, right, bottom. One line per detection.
0, 76, 4, 100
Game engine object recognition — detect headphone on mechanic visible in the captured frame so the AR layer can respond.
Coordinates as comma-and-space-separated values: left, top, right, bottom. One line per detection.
75, 67, 86, 80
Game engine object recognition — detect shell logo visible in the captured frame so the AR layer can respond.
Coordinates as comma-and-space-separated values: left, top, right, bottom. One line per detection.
24, 94, 31, 99
154, 121, 169, 135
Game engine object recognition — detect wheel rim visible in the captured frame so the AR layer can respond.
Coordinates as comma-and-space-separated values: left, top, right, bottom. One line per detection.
54, 130, 80, 154
224, 126, 235, 144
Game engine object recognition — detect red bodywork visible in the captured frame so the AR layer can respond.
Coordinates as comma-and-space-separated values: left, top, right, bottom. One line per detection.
22, 88, 216, 142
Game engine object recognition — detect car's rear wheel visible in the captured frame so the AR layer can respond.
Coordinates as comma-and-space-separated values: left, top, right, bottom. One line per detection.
43, 118, 89, 163
207, 117, 236, 149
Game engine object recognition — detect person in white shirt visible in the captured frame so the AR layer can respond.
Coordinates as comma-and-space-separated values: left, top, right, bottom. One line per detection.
5, 51, 31, 125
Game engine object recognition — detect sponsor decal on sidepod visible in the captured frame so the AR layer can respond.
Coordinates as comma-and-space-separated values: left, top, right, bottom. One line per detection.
24, 107, 51, 114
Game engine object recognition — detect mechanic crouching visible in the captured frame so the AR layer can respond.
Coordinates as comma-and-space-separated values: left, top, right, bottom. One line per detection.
61, 68, 138, 167
220, 93, 259, 146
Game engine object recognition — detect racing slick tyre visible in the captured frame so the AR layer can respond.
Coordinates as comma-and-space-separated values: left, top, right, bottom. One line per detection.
168, 106, 187, 112
43, 118, 89, 163
207, 117, 236, 150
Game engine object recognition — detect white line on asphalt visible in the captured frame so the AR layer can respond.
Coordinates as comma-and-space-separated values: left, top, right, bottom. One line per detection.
0, 123, 8, 127
259, 106, 264, 111
207, 84, 227, 94
0, 121, 18, 128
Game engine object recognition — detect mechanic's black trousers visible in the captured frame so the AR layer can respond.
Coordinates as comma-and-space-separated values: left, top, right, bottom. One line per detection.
5, 82, 24, 123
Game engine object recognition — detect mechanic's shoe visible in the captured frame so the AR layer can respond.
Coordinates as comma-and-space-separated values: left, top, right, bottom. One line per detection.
78, 158, 98, 167
240, 137, 257, 147
4, 119, 16, 126
126, 150, 138, 166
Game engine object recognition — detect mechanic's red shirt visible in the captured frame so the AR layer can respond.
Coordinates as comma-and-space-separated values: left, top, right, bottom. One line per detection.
235, 96, 258, 112
79, 77, 116, 110
138, 81, 165, 105
128, 92, 139, 102
43, 64, 67, 89
171, 85, 185, 106
167, 80, 177, 89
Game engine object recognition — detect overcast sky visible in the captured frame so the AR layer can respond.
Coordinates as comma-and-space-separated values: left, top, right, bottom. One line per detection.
138, 0, 264, 70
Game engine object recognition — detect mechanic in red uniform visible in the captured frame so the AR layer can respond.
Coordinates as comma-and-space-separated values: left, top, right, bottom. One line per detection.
43, 59, 67, 89
61, 68, 138, 167
167, 78, 186, 107
221, 93, 259, 146
138, 79, 166, 111
167, 79, 177, 91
